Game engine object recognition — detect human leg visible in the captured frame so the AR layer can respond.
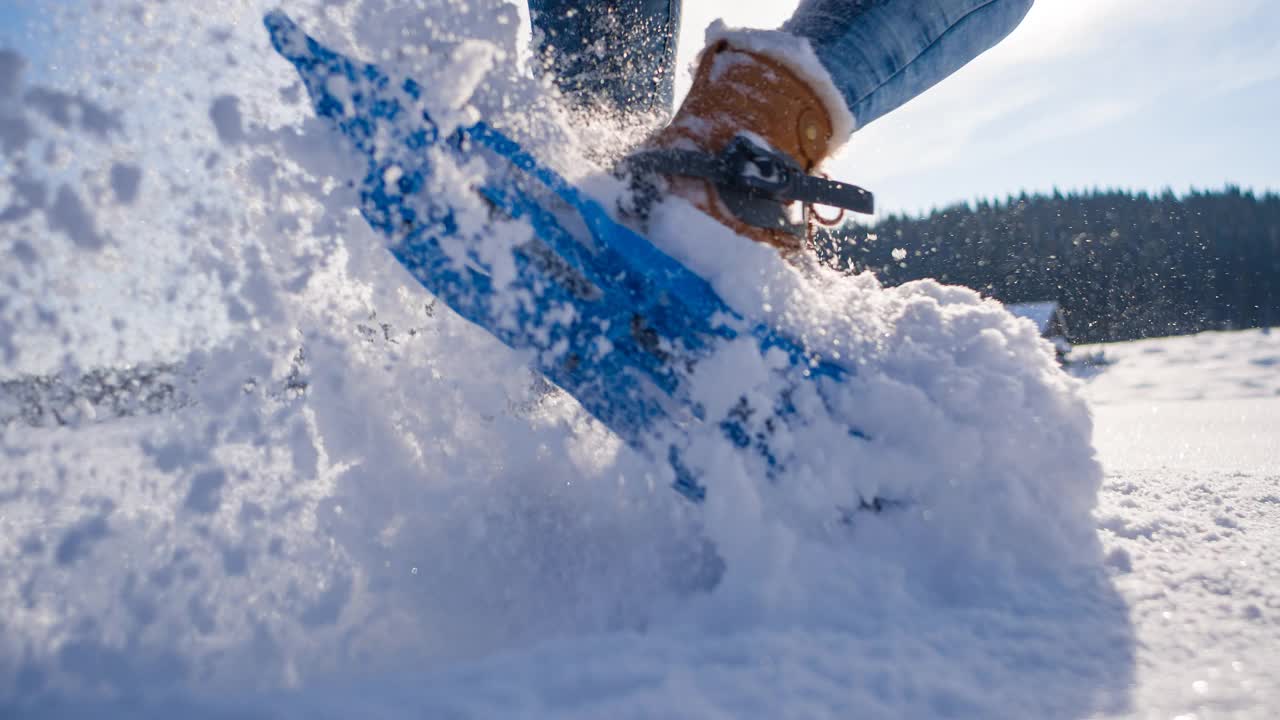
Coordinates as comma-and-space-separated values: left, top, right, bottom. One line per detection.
639, 0, 1032, 250
784, 0, 1035, 130
527, 0, 681, 116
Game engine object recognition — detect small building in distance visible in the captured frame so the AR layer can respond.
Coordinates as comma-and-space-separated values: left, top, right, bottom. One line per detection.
1005, 301, 1072, 362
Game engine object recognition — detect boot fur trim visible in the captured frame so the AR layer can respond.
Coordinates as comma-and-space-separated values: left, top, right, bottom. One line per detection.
701, 20, 856, 153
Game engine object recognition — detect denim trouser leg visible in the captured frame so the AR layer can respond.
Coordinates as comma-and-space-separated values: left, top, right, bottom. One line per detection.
529, 1, 1031, 132
528, 0, 681, 115
784, 0, 1034, 129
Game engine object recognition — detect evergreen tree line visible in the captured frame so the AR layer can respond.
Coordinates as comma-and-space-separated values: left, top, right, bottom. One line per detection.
816, 187, 1280, 344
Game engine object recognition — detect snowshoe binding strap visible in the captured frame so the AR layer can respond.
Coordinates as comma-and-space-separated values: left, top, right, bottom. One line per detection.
624, 135, 875, 237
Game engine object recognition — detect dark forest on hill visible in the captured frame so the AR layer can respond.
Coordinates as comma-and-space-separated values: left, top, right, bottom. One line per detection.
815, 187, 1280, 345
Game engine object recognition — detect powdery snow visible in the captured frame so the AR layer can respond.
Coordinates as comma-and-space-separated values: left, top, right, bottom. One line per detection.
1077, 329, 1280, 718
0, 1, 1274, 718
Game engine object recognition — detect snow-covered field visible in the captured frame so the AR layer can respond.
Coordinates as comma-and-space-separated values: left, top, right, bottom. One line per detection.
1078, 330, 1280, 718
1, 1, 1277, 717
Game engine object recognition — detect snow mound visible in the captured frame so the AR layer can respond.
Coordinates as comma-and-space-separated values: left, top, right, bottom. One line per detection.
0, 1, 1132, 717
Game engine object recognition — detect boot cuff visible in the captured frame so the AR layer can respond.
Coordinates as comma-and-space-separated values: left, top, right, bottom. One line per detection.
701, 20, 856, 152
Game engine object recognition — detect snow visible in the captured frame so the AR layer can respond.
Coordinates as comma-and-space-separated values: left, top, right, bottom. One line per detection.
1005, 300, 1059, 335
1076, 329, 1280, 717
0, 1, 1276, 717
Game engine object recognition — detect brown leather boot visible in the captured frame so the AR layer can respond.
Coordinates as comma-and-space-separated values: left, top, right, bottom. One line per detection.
643, 27, 855, 254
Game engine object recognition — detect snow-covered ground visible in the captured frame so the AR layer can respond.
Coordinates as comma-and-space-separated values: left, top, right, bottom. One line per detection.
3, 329, 1274, 719
1, 1, 1277, 717
1076, 329, 1280, 718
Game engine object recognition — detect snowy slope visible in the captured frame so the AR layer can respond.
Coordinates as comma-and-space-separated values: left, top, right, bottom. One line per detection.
0, 1, 1275, 718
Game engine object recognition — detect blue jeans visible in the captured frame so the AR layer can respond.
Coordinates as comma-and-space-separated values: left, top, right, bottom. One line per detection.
528, 0, 682, 115
530, 0, 1033, 128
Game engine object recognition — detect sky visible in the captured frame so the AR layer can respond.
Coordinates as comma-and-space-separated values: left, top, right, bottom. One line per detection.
2, 0, 1279, 216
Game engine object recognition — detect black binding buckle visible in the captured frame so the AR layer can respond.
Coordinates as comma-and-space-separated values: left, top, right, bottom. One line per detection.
624, 135, 875, 237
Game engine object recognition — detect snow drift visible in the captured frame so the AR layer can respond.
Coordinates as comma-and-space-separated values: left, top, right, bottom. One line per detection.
0, 1, 1133, 717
